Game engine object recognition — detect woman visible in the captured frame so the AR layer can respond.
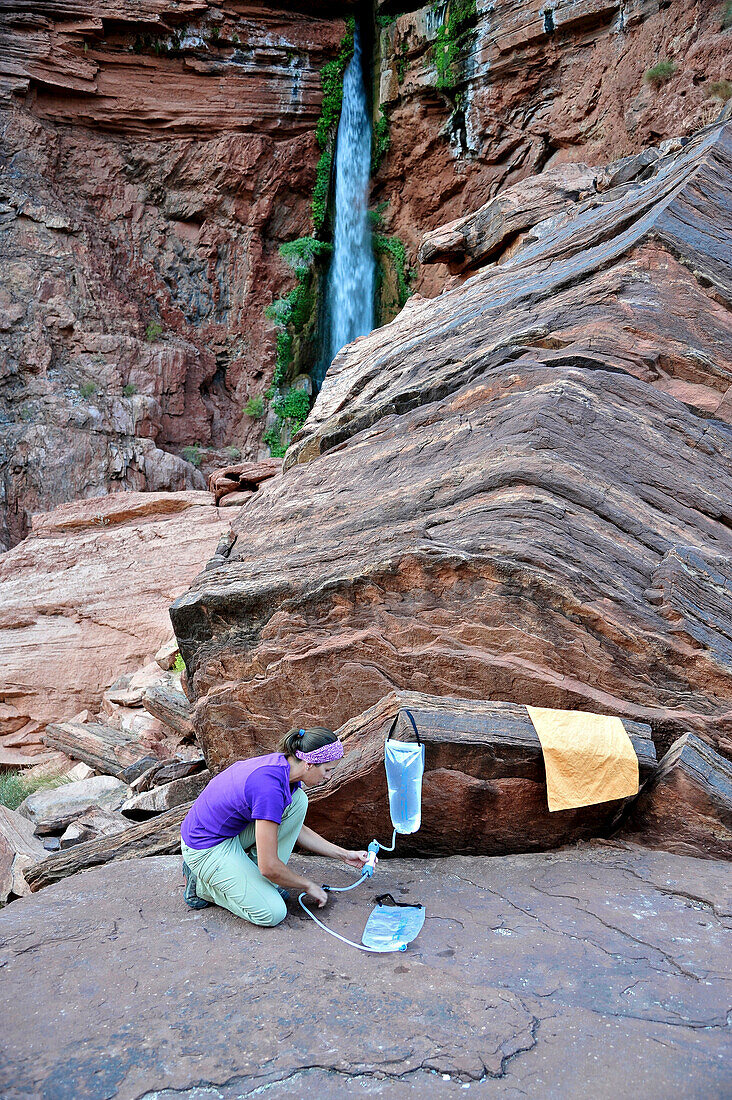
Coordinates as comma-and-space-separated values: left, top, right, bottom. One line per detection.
180, 726, 368, 926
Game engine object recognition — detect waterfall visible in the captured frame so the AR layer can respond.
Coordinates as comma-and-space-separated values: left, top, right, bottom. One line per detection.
317, 26, 375, 387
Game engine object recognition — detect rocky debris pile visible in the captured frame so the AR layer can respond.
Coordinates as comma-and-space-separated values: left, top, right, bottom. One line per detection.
0, 490, 229, 743
0, 649, 208, 903
1, 846, 731, 1098
207, 458, 281, 506
170, 125, 732, 781
16, 685, 730, 905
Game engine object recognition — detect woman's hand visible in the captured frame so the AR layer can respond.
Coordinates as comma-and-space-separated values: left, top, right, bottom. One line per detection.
304, 881, 328, 908
342, 849, 370, 870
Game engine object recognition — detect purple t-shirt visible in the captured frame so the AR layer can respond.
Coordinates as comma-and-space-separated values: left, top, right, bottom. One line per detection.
181, 753, 300, 850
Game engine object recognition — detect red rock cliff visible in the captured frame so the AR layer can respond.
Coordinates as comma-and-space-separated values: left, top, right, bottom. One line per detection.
371, 0, 731, 298
0, 1, 348, 547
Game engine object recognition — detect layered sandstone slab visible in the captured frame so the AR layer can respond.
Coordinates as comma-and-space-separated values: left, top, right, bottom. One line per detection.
373, 0, 730, 297
172, 127, 732, 773
0, 492, 229, 734
304, 692, 656, 855
291, 122, 732, 458
619, 733, 732, 861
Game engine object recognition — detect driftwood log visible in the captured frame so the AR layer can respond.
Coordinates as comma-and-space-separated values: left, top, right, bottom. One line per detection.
42, 720, 160, 779
142, 681, 195, 740
0, 805, 49, 902
25, 802, 193, 892
122, 770, 210, 818
305, 691, 657, 855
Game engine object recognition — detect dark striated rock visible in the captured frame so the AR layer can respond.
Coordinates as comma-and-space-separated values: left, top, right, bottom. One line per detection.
619, 732, 732, 860
304, 692, 656, 855
171, 124, 732, 777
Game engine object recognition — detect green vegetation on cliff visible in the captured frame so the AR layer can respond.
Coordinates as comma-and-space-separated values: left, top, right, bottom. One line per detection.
312, 19, 355, 232
263, 387, 311, 458
433, 0, 477, 93
644, 60, 678, 87
264, 237, 332, 389
371, 106, 391, 173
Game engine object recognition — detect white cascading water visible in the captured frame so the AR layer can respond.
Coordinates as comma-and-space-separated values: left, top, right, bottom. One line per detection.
323, 26, 375, 374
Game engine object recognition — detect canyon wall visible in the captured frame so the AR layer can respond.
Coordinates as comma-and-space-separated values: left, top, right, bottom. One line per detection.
0, 2, 348, 547
372, 0, 731, 296
3, 2, 729, 548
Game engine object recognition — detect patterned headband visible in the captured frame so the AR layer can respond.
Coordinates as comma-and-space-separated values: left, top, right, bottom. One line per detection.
294, 732, 344, 764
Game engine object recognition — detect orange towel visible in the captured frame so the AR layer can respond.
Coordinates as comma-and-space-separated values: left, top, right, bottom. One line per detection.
527, 706, 639, 812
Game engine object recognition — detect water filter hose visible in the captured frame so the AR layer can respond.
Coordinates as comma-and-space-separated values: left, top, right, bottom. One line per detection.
297, 831, 402, 952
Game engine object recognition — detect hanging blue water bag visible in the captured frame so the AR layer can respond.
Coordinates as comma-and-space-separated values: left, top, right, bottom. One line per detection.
361, 894, 425, 952
385, 710, 425, 834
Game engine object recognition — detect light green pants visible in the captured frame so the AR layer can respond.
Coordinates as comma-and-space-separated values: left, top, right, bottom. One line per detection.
181, 786, 308, 926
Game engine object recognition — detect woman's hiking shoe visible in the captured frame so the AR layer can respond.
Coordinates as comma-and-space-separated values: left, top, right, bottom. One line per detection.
276, 886, 290, 901
182, 861, 210, 909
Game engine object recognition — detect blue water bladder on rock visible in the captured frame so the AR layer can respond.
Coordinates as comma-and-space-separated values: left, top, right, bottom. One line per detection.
361, 893, 426, 952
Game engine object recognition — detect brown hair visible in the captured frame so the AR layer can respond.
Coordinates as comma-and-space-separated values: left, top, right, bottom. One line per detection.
279, 726, 336, 757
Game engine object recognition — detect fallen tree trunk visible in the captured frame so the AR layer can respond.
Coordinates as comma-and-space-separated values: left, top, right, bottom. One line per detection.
142, 682, 195, 741
25, 802, 192, 892
0, 805, 49, 902
42, 720, 157, 779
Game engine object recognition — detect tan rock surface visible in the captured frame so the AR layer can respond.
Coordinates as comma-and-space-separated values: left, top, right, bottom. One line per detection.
0, 491, 229, 733
2, 848, 732, 1098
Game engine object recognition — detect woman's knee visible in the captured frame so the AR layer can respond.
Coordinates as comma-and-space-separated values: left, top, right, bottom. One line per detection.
249, 895, 287, 927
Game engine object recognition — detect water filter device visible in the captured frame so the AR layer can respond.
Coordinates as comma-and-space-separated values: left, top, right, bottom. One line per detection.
298, 708, 426, 954
385, 710, 425, 834
363, 841, 379, 877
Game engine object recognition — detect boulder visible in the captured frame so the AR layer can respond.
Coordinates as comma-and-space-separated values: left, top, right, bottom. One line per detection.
17, 776, 128, 835
0, 805, 48, 903
141, 678, 195, 741
154, 637, 180, 671
418, 162, 607, 272
171, 125, 732, 771
208, 459, 281, 503
58, 808, 129, 850
618, 733, 732, 860
42, 719, 165, 780
121, 770, 211, 819
218, 490, 256, 508
303, 692, 656, 854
